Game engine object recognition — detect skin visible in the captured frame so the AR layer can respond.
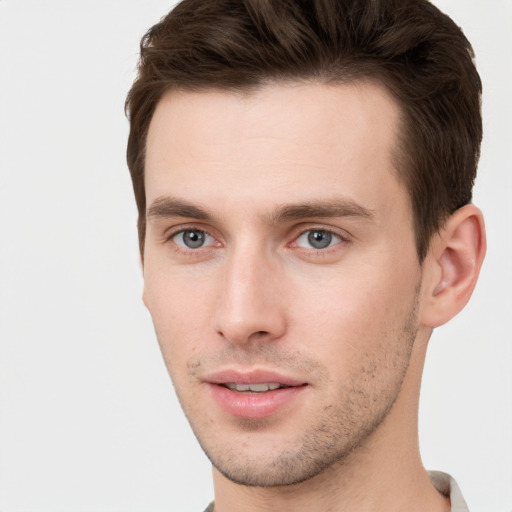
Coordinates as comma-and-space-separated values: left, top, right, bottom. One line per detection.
142, 81, 484, 512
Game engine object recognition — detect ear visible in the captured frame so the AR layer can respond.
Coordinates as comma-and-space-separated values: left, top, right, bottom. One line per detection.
420, 204, 486, 328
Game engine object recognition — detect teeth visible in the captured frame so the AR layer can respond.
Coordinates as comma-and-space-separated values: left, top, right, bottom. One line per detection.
225, 383, 282, 392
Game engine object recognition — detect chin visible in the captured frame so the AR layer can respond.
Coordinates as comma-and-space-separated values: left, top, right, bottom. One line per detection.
195, 416, 380, 488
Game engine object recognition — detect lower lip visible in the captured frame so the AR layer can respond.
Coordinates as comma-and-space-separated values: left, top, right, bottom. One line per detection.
208, 384, 306, 419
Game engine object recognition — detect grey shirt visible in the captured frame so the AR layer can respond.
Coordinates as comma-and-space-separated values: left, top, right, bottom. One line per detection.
203, 471, 469, 512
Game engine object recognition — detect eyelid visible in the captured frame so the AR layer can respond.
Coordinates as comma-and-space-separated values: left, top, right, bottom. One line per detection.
163, 224, 223, 255
163, 222, 218, 241
296, 229, 341, 247
289, 224, 351, 244
160, 222, 351, 255
173, 229, 215, 249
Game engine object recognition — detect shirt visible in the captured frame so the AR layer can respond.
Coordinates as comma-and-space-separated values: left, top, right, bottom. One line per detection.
202, 470, 469, 511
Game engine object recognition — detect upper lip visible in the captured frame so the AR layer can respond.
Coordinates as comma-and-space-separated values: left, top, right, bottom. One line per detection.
204, 369, 306, 387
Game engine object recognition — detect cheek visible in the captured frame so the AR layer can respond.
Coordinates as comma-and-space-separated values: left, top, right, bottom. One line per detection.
144, 270, 213, 370
288, 258, 419, 360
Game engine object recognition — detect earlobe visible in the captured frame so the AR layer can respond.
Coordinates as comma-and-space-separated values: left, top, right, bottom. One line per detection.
421, 205, 486, 328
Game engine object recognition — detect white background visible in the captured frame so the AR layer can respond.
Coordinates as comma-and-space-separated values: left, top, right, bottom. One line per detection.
0, 1, 510, 511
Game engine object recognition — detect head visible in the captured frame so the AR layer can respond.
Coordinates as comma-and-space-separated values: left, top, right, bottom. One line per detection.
126, 0, 485, 490
126, 0, 482, 263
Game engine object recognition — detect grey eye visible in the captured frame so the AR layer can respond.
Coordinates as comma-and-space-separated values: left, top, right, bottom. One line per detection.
174, 230, 210, 249
308, 230, 332, 249
296, 230, 341, 250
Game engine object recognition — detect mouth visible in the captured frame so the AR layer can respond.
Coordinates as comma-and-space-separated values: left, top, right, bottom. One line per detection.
223, 382, 293, 393
205, 370, 308, 419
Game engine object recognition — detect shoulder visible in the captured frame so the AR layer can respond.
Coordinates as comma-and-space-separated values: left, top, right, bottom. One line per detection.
429, 470, 470, 512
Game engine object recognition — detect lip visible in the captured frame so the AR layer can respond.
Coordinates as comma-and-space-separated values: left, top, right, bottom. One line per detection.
205, 369, 308, 419
206, 369, 306, 387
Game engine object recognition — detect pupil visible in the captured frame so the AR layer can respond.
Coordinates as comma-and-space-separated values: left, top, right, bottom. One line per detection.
183, 230, 205, 248
308, 230, 332, 249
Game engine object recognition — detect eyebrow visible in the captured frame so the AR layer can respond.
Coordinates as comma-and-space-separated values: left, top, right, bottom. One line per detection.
146, 196, 374, 223
147, 196, 211, 220
270, 200, 374, 224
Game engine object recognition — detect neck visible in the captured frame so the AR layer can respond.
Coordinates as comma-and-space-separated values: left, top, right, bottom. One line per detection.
210, 329, 450, 512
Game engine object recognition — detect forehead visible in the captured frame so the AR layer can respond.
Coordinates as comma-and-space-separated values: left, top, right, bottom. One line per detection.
144, 81, 408, 220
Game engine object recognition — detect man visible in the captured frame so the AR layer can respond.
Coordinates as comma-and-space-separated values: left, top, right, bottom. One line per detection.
125, 0, 486, 510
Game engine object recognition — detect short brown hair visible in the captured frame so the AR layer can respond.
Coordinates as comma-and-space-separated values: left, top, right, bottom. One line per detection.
126, 0, 482, 261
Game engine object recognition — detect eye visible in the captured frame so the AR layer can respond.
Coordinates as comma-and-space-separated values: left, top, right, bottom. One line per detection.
295, 229, 343, 250
172, 229, 214, 249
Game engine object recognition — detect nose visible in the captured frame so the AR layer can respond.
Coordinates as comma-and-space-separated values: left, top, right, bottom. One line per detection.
213, 245, 287, 346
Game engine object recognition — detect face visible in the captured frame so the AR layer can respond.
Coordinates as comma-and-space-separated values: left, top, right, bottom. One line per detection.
143, 82, 424, 486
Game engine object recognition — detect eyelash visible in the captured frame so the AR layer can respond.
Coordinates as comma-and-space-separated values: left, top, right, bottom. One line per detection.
164, 226, 351, 257
290, 228, 349, 252
165, 226, 220, 257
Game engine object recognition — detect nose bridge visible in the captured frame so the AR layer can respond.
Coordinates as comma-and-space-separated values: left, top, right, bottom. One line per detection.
214, 239, 285, 344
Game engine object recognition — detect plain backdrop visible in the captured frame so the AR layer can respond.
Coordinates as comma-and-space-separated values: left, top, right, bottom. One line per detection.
0, 1, 510, 511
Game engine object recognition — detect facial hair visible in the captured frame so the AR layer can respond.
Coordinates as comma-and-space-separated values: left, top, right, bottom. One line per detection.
170, 289, 420, 488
